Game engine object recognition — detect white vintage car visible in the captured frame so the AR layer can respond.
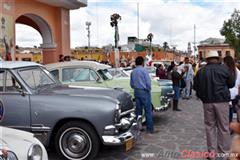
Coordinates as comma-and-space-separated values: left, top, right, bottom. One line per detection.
0, 126, 48, 160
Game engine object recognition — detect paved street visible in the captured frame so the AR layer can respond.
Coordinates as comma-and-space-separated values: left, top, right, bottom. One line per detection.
49, 96, 208, 160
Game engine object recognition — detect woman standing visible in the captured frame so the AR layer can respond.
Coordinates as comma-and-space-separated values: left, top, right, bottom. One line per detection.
158, 64, 167, 79
223, 56, 240, 122
172, 64, 185, 111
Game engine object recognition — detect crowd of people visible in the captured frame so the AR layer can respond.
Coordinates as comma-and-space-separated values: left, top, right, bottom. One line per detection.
130, 52, 240, 160
58, 52, 240, 159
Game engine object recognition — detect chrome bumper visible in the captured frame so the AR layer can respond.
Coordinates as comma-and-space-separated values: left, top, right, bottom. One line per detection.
154, 96, 171, 112
167, 91, 174, 97
102, 116, 142, 145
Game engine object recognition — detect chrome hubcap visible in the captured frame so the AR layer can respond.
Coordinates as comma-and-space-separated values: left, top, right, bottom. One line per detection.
59, 128, 92, 160
69, 134, 86, 153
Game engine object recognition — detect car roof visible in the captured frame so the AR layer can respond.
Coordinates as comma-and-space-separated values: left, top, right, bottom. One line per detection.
45, 60, 112, 70
0, 61, 41, 69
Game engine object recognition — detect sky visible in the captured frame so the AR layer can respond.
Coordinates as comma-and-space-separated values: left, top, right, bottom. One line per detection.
15, 0, 240, 51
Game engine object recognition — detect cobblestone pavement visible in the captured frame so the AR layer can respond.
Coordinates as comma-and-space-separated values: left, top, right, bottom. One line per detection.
49, 96, 208, 160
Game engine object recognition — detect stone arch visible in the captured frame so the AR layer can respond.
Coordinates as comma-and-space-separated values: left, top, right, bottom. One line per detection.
15, 13, 56, 49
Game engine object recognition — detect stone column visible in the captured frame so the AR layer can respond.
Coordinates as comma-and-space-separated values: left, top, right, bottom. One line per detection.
41, 43, 57, 64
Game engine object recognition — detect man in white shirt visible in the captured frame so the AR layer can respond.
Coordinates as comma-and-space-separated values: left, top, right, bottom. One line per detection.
179, 57, 194, 99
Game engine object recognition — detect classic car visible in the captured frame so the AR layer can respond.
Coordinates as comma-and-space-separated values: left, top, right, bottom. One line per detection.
46, 61, 170, 111
0, 61, 141, 160
145, 67, 174, 98
0, 126, 48, 160
150, 60, 171, 69
108, 68, 130, 78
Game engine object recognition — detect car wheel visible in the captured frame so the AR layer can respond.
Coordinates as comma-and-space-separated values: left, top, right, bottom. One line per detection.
55, 121, 100, 160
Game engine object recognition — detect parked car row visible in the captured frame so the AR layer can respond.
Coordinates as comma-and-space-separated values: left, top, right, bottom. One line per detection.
0, 61, 141, 160
0, 60, 173, 160
46, 61, 172, 112
109, 67, 174, 109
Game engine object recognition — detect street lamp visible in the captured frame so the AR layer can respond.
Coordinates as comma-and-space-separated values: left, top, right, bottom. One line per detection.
86, 21, 91, 58
110, 13, 121, 67
110, 13, 121, 49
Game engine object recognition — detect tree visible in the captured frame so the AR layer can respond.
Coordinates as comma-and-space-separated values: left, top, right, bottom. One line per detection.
220, 9, 240, 59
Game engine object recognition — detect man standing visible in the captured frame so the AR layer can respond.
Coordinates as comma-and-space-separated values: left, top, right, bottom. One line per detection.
180, 57, 194, 99
130, 56, 154, 133
194, 51, 235, 160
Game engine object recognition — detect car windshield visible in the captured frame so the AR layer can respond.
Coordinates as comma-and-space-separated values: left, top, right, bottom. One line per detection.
62, 68, 98, 82
108, 68, 129, 78
18, 67, 56, 90
145, 67, 156, 74
97, 69, 113, 80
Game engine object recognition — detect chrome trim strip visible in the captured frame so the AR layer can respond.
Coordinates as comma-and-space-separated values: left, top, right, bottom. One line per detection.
7, 126, 31, 129
120, 108, 135, 117
31, 125, 51, 132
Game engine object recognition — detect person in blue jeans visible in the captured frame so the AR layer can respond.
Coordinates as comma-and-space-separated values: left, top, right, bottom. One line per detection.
172, 64, 185, 111
130, 56, 154, 133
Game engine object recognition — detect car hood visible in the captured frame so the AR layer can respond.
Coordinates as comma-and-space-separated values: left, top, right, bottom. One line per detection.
0, 126, 34, 147
43, 85, 134, 112
106, 77, 161, 93
158, 79, 172, 86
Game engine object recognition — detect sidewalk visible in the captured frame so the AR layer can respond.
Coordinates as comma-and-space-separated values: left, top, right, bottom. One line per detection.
97, 97, 207, 160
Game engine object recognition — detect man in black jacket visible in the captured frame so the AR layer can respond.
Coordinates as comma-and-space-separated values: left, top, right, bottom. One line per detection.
194, 51, 235, 160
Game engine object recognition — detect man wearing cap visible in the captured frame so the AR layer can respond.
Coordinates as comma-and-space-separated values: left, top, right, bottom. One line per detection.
194, 51, 235, 160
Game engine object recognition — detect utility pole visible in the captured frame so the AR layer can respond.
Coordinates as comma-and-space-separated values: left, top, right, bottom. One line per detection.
193, 24, 196, 61
137, 2, 139, 40
86, 21, 91, 58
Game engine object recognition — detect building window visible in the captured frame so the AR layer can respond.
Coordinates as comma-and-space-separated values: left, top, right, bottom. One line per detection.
217, 51, 222, 57
226, 51, 231, 56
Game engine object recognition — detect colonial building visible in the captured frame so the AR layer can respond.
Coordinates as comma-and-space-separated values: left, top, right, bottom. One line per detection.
15, 47, 42, 62
0, 0, 87, 64
197, 38, 235, 59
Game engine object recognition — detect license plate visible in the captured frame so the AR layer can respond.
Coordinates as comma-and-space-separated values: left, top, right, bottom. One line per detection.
125, 138, 134, 152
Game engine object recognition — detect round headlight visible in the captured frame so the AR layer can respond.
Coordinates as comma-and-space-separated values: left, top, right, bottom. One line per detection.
0, 150, 18, 160
27, 144, 42, 160
7, 151, 18, 160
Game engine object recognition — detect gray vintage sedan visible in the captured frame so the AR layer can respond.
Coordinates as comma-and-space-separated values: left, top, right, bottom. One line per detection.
0, 61, 141, 160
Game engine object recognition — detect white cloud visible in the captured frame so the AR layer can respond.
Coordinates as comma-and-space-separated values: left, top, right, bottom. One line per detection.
16, 24, 42, 47
15, 0, 240, 51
